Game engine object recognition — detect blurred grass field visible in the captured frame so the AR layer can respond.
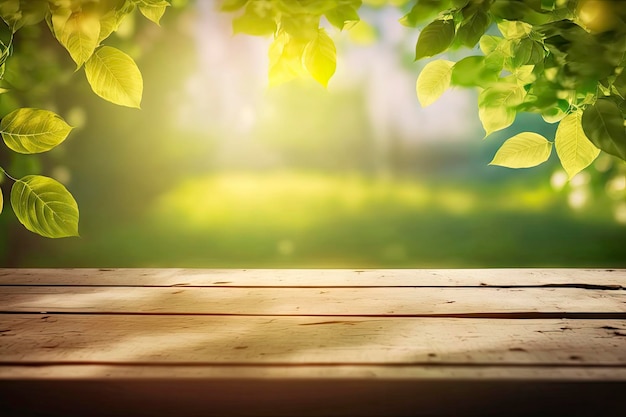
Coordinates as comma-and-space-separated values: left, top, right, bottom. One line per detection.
18, 170, 626, 268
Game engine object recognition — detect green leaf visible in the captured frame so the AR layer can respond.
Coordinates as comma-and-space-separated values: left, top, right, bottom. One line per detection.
85, 46, 143, 108
281, 13, 320, 41
479, 106, 516, 137
555, 110, 600, 179
232, 4, 276, 36
491, 1, 539, 22
614, 71, 626, 99
268, 32, 307, 86
479, 83, 526, 108
0, 108, 73, 154
416, 59, 454, 107
400, 0, 447, 27
325, 5, 360, 30
415, 19, 455, 61
456, 9, 490, 48
479, 35, 502, 55
511, 38, 544, 67
10, 175, 79, 238
220, 0, 248, 12
304, 28, 336, 87
451, 56, 498, 88
497, 20, 532, 39
51, 9, 101, 68
97, 1, 136, 44
489, 132, 553, 168
478, 83, 526, 135
0, 187, 3, 215
582, 98, 626, 160
511, 65, 536, 86
0, 0, 47, 32
139, 1, 169, 25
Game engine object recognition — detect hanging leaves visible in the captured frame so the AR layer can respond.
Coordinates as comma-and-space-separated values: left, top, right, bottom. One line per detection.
325, 5, 360, 30
304, 29, 337, 87
582, 99, 626, 160
415, 19, 455, 60
51, 9, 101, 68
85, 46, 143, 108
478, 83, 526, 136
555, 111, 600, 179
490, 133, 553, 168
11, 175, 79, 238
138, 0, 170, 25
416, 59, 453, 107
0, 108, 73, 154
456, 9, 490, 47
0, 0, 47, 32
232, 3, 276, 36
0, 0, 175, 239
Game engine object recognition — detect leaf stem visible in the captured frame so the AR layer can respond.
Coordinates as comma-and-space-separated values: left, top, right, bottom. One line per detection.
0, 166, 17, 182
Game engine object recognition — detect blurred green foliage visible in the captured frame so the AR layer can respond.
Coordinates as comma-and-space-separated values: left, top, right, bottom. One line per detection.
0, 1, 625, 268
20, 171, 626, 268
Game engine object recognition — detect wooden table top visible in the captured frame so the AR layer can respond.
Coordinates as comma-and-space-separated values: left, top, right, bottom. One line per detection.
1, 268, 625, 416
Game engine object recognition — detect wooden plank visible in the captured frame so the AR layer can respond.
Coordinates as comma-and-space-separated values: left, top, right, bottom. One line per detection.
0, 268, 624, 287
1, 286, 624, 315
1, 316, 625, 366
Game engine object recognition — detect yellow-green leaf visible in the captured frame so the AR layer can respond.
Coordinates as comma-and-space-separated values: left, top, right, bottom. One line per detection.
268, 32, 308, 86
232, 3, 276, 36
85, 46, 143, 108
0, 187, 3, 215
489, 132, 553, 168
416, 59, 453, 107
11, 175, 79, 238
0, 0, 47, 32
0, 108, 73, 154
139, 1, 169, 25
497, 20, 532, 39
304, 28, 336, 87
512, 65, 536, 86
479, 106, 516, 136
555, 110, 600, 179
52, 9, 101, 68
478, 83, 526, 136
479, 35, 502, 55
98, 3, 136, 43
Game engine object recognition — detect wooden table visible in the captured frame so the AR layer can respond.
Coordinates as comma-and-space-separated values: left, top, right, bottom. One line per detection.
1, 269, 625, 416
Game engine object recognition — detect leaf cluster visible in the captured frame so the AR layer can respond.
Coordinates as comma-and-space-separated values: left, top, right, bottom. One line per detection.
410, 0, 626, 177
222, 0, 626, 182
221, 0, 368, 87
0, 0, 170, 238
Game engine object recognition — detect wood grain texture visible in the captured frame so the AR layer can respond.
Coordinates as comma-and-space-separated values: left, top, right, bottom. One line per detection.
1, 286, 625, 314
2, 269, 626, 417
1, 316, 625, 366
1, 268, 624, 287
